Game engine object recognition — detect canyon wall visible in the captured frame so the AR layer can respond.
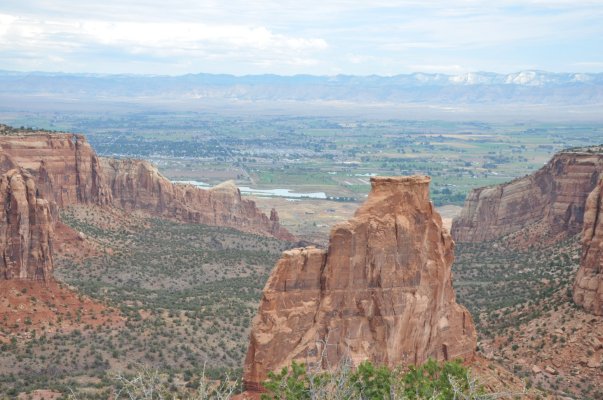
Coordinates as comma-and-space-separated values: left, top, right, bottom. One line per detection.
0, 132, 112, 209
0, 168, 54, 281
573, 176, 603, 315
0, 129, 293, 245
243, 176, 476, 391
101, 158, 294, 241
452, 152, 603, 242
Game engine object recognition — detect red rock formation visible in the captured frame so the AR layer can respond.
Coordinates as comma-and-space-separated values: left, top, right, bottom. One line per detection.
452, 151, 603, 242
0, 132, 112, 208
0, 279, 123, 336
243, 176, 476, 391
101, 158, 295, 241
0, 129, 294, 241
0, 168, 53, 281
574, 176, 603, 315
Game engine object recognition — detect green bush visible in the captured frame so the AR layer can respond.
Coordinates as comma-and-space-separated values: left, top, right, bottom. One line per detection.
402, 358, 477, 399
262, 361, 310, 400
261, 358, 484, 400
350, 361, 393, 399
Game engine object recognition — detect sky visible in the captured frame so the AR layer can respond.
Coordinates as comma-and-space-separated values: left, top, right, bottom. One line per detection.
0, 0, 602, 76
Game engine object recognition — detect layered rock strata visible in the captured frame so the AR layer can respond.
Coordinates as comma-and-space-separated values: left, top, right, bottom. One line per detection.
573, 177, 603, 315
0, 168, 53, 281
0, 129, 293, 243
452, 152, 603, 242
0, 132, 112, 208
243, 176, 476, 391
101, 158, 294, 241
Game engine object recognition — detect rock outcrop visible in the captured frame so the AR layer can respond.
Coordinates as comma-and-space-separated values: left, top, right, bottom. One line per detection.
243, 176, 476, 391
0, 132, 112, 209
101, 158, 295, 241
0, 168, 53, 281
0, 128, 294, 243
574, 177, 603, 315
452, 151, 603, 242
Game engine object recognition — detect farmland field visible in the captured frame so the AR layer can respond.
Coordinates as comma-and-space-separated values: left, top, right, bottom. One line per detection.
3, 111, 602, 209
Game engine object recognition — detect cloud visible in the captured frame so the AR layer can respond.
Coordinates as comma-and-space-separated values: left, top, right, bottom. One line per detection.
0, 13, 327, 53
78, 21, 328, 53
572, 62, 603, 68
0, 0, 601, 74
408, 64, 466, 74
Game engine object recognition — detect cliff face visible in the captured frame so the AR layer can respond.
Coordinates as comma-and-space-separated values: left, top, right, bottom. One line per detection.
452, 152, 603, 242
0, 131, 293, 243
0, 168, 54, 281
101, 158, 294, 241
0, 133, 112, 209
243, 176, 476, 391
573, 177, 603, 315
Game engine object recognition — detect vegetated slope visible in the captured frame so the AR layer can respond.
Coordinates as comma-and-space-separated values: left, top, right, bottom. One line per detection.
453, 234, 603, 399
0, 205, 291, 396
0, 279, 121, 340
0, 165, 122, 343
449, 146, 603, 398
244, 176, 476, 392
0, 124, 295, 397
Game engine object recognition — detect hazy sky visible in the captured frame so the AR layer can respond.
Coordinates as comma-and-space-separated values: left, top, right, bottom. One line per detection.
1, 0, 602, 75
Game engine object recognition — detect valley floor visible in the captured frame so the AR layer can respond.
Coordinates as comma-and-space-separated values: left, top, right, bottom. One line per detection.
455, 234, 603, 398
2, 199, 602, 398
0, 206, 290, 397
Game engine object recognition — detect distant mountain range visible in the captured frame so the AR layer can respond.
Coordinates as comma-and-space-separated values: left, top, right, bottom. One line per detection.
1, 69, 602, 106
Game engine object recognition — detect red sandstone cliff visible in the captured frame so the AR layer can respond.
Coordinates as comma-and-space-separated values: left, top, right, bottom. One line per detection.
452, 151, 603, 243
0, 132, 112, 209
0, 129, 122, 328
0, 129, 294, 243
243, 176, 476, 391
101, 158, 294, 241
0, 168, 53, 281
573, 176, 603, 315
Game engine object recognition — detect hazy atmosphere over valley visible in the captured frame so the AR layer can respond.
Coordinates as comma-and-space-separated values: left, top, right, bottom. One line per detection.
0, 1, 602, 399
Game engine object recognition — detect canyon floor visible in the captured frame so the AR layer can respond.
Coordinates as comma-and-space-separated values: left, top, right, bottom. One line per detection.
2, 197, 601, 398
455, 234, 603, 399
1, 206, 291, 397
252, 196, 460, 245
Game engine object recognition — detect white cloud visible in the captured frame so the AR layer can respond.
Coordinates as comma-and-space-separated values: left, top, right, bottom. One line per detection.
0, 12, 328, 71
0, 0, 602, 74
408, 64, 466, 74
77, 21, 327, 53
0, 14, 329, 74
0, 14, 18, 37
572, 62, 603, 68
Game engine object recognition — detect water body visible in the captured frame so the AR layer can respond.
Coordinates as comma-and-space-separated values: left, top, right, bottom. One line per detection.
173, 180, 327, 199
172, 180, 210, 187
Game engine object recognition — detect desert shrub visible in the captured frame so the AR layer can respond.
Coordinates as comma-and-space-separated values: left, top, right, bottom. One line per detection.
262, 361, 311, 400
261, 358, 486, 400
349, 361, 394, 399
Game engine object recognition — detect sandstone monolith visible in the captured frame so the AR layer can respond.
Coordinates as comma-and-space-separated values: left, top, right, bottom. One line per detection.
0, 168, 53, 281
243, 176, 476, 391
574, 176, 603, 315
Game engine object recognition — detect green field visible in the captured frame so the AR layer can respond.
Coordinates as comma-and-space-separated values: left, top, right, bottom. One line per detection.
4, 112, 601, 206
